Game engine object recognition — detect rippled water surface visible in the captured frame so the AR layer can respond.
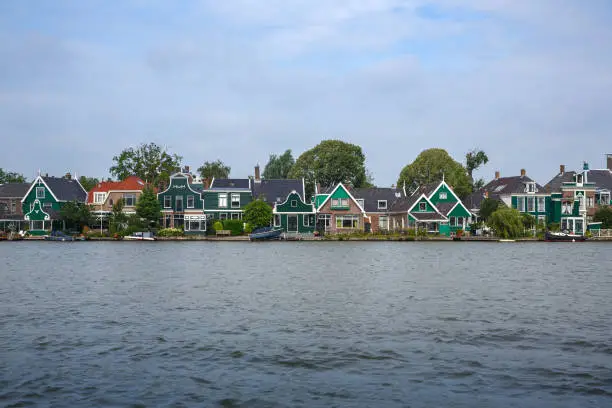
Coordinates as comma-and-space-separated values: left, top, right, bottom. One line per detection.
1, 241, 611, 407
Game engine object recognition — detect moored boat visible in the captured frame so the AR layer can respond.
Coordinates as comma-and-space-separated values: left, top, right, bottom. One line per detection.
249, 227, 282, 241
123, 231, 157, 241
545, 231, 587, 242
45, 230, 76, 242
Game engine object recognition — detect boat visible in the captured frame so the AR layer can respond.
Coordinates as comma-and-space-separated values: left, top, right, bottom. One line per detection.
45, 230, 76, 242
249, 227, 283, 241
498, 239, 516, 242
545, 231, 587, 242
123, 231, 157, 241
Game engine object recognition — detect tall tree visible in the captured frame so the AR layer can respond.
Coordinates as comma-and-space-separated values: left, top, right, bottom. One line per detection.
110, 143, 182, 189
243, 199, 273, 229
78, 176, 100, 192
488, 207, 524, 239
288, 140, 368, 197
593, 206, 612, 228
197, 160, 231, 180
263, 149, 295, 179
465, 149, 489, 188
0, 168, 26, 184
479, 197, 500, 222
109, 198, 127, 233
135, 186, 161, 228
59, 201, 93, 232
397, 148, 472, 198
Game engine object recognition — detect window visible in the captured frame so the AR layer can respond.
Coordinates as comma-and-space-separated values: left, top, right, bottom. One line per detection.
43, 202, 52, 209
587, 196, 594, 208
318, 214, 332, 230
378, 200, 387, 210
94, 192, 106, 204
332, 198, 349, 208
526, 183, 536, 193
379, 216, 389, 230
419, 202, 427, 211
538, 215, 546, 225
36, 187, 45, 199
336, 215, 359, 229
439, 192, 447, 200
11, 201, 16, 213
124, 194, 136, 207
562, 201, 572, 215
231, 194, 240, 208
304, 214, 315, 227
450, 216, 456, 226
274, 214, 281, 227
537, 197, 546, 212
600, 192, 611, 205
176, 196, 184, 211
187, 195, 195, 208
231, 213, 241, 220
219, 213, 227, 220
527, 197, 535, 212
184, 215, 206, 232
31, 220, 44, 230
457, 217, 463, 227
164, 196, 171, 208
517, 197, 525, 212
291, 200, 297, 208
356, 199, 364, 208
218, 193, 228, 208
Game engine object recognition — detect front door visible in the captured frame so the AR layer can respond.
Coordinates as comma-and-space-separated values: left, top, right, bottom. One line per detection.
288, 215, 298, 232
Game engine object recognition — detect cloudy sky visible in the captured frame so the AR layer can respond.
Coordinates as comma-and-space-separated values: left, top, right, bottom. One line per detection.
1, 0, 611, 186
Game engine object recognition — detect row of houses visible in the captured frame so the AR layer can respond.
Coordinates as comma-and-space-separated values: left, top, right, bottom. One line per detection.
1, 155, 611, 236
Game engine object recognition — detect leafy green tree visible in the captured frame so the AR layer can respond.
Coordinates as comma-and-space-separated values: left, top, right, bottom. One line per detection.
465, 149, 489, 179
78, 176, 100, 192
110, 143, 182, 189
593, 206, 612, 228
59, 201, 93, 232
263, 149, 295, 179
197, 160, 231, 180
479, 197, 500, 222
243, 199, 273, 229
109, 198, 127, 233
135, 186, 161, 228
397, 148, 472, 198
488, 207, 524, 239
288, 140, 368, 197
0, 168, 26, 183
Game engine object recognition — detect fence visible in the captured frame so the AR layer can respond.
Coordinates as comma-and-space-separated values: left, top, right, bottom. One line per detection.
591, 229, 612, 238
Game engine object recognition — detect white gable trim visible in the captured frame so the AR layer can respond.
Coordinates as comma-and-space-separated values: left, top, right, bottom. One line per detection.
407, 193, 445, 217
157, 173, 201, 196
273, 190, 315, 214
429, 180, 462, 204
21, 176, 60, 203
316, 182, 365, 213
446, 200, 473, 218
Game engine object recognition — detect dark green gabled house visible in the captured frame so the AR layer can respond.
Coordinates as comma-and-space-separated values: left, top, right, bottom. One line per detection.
273, 191, 316, 234
202, 178, 253, 221
157, 172, 206, 234
21, 173, 88, 235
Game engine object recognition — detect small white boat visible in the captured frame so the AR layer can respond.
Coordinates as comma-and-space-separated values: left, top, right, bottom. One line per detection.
498, 239, 516, 242
123, 231, 157, 241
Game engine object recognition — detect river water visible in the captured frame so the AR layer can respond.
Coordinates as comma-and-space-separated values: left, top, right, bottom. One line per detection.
1, 241, 611, 407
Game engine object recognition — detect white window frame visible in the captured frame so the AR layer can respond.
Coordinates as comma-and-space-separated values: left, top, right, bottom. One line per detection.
526, 183, 536, 193
218, 193, 228, 208
124, 193, 136, 207
378, 215, 389, 230
341, 198, 349, 207
439, 192, 447, 200
219, 213, 227, 220
527, 197, 535, 212
231, 193, 240, 208
187, 195, 195, 209
184, 215, 207, 232
457, 217, 463, 228
36, 187, 45, 199
291, 200, 297, 208
517, 197, 525, 212
378, 200, 387, 210
537, 197, 546, 212
318, 214, 332, 230
336, 215, 359, 229
94, 192, 106, 204
356, 199, 364, 208
176, 196, 184, 211
274, 214, 281, 227
419, 202, 426, 211
231, 213, 241, 220
164, 196, 172, 208
43, 202, 52, 209
587, 196, 594, 208
304, 214, 314, 227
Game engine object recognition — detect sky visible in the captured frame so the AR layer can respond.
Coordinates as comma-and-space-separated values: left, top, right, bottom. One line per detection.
1, 0, 611, 186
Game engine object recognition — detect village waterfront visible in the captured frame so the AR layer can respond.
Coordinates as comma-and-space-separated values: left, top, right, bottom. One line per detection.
1, 241, 611, 407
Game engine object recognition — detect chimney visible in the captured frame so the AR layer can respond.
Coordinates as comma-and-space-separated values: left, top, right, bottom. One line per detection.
608, 154, 612, 171
254, 164, 261, 183
64, 172, 72, 180
520, 169, 526, 177
495, 171, 500, 180
560, 164, 565, 175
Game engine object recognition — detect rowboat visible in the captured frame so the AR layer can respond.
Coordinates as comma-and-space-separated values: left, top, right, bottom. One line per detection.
249, 227, 282, 241
123, 231, 157, 241
45, 231, 77, 242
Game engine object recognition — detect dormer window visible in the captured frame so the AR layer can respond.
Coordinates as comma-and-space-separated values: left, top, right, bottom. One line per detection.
575, 174, 583, 185
378, 200, 387, 210
526, 182, 536, 193
356, 199, 364, 208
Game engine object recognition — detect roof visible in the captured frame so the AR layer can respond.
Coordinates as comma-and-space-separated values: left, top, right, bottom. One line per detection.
435, 201, 456, 216
586, 169, 612, 192
87, 176, 147, 203
411, 212, 448, 221
42, 176, 87, 202
209, 178, 250, 190
0, 183, 30, 198
543, 171, 576, 193
463, 189, 488, 210
351, 187, 404, 213
482, 175, 543, 196
389, 193, 421, 213
252, 179, 304, 206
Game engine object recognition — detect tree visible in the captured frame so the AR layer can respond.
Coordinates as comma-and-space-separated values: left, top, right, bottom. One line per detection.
479, 198, 500, 222
593, 206, 612, 228
288, 140, 368, 197
263, 149, 295, 179
59, 201, 93, 232
110, 143, 182, 189
109, 198, 127, 233
488, 207, 524, 239
136, 186, 161, 228
243, 199, 273, 229
0, 168, 26, 183
78, 176, 100, 192
397, 148, 472, 198
197, 160, 230, 180
465, 149, 489, 180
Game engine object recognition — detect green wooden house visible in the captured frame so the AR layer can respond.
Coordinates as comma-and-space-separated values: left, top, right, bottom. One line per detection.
21, 174, 87, 235
157, 172, 206, 234
425, 180, 472, 236
272, 190, 316, 234
202, 178, 253, 221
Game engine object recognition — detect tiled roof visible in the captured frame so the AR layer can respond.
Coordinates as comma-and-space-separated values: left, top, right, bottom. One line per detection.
389, 193, 421, 213
87, 176, 147, 203
253, 179, 304, 206
0, 183, 30, 198
209, 178, 250, 190
411, 212, 447, 221
42, 177, 87, 202
587, 170, 612, 192
543, 171, 576, 193
482, 175, 543, 196
435, 201, 456, 216
351, 187, 404, 213
462, 189, 488, 210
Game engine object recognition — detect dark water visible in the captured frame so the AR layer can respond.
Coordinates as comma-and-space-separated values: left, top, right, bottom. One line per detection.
1, 242, 611, 407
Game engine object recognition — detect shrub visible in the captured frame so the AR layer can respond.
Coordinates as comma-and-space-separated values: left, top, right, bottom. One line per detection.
212, 221, 224, 232
222, 219, 244, 235
157, 228, 184, 237
243, 199, 272, 229
593, 206, 612, 228
488, 207, 524, 239
244, 223, 253, 234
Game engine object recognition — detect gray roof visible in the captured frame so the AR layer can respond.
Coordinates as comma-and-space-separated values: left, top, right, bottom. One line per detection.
0, 183, 30, 198
482, 175, 543, 196
43, 177, 87, 202
351, 187, 404, 212
435, 201, 456, 216
411, 212, 447, 221
543, 171, 576, 193
586, 170, 612, 192
252, 179, 304, 206
463, 189, 487, 210
389, 193, 421, 213
209, 178, 250, 190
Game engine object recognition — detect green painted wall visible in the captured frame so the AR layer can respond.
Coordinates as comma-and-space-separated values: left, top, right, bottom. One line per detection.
274, 192, 316, 233
202, 191, 252, 212
329, 185, 351, 209
22, 181, 60, 215
412, 197, 435, 212
278, 214, 316, 233
429, 183, 457, 205
158, 176, 204, 211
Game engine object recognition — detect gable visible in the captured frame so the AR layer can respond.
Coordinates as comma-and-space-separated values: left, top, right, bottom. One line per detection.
275, 192, 314, 213
24, 199, 50, 221
411, 197, 435, 213
447, 202, 471, 218
429, 181, 459, 205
